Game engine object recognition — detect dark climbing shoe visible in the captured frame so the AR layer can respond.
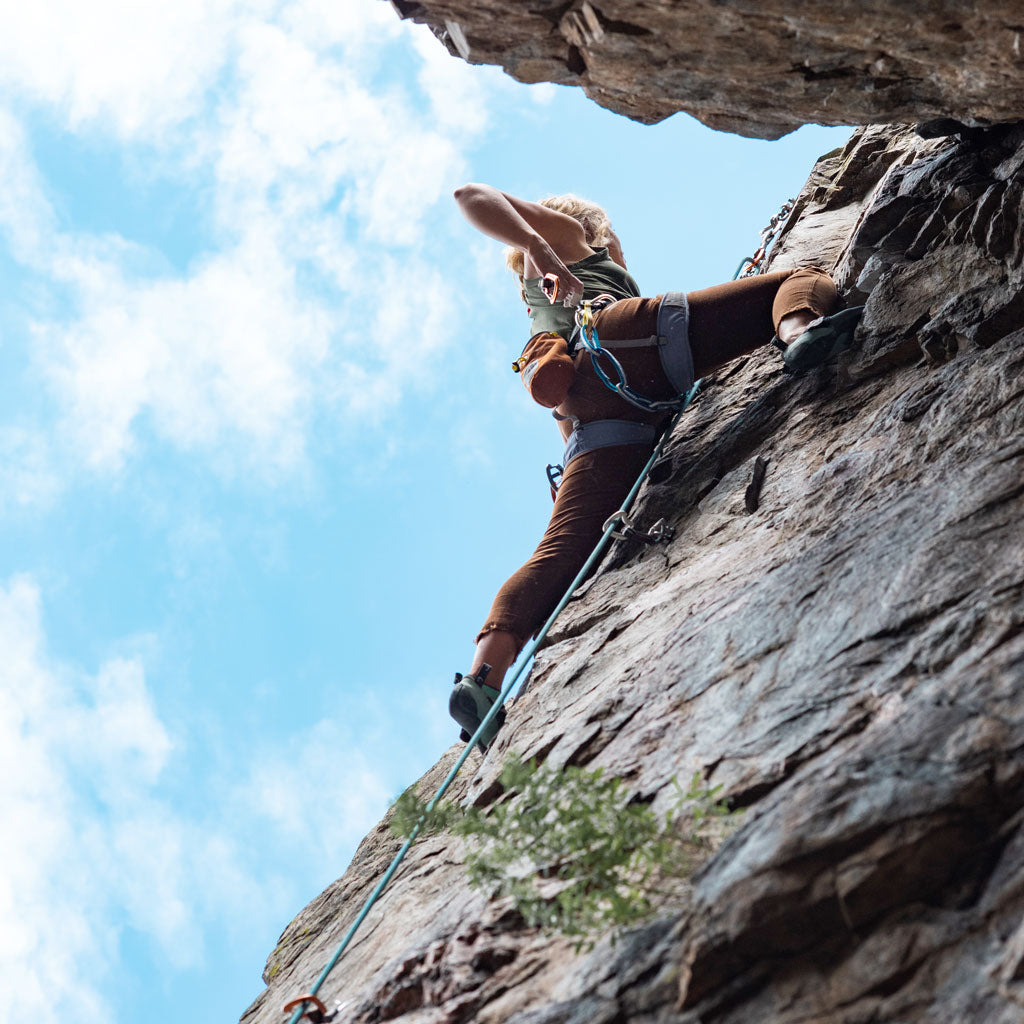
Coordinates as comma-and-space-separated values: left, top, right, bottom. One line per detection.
782, 305, 866, 372
449, 664, 506, 753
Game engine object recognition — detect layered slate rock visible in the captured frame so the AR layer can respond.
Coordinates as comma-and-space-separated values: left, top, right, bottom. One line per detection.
390, 1, 1024, 139
241, 123, 1024, 1024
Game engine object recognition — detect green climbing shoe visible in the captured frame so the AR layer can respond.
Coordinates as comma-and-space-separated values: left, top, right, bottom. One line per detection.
782, 305, 865, 372
449, 664, 506, 753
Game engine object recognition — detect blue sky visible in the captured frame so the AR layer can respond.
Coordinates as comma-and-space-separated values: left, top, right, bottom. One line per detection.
0, 3, 851, 1022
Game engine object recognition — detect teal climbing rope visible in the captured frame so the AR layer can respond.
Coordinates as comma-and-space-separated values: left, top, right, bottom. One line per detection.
283, 376, 699, 1023
283, 215, 787, 1021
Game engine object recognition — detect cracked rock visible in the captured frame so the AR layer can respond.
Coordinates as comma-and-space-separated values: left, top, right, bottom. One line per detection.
243, 123, 1024, 1024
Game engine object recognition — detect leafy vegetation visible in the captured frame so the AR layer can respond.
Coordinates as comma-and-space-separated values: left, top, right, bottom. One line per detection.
390, 754, 738, 949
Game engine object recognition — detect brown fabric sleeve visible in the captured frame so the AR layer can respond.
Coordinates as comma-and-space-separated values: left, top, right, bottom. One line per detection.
686, 268, 838, 376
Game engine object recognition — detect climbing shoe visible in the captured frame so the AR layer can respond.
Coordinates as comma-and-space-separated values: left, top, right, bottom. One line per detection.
782, 305, 866, 372
449, 664, 506, 753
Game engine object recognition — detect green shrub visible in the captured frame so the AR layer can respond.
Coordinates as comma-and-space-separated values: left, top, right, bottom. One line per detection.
390, 754, 738, 949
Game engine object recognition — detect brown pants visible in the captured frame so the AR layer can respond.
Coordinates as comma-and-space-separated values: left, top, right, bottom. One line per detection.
477, 268, 838, 648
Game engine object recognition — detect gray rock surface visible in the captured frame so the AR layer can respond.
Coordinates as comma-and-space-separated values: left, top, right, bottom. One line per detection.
241, 122, 1024, 1024
390, 1, 1024, 139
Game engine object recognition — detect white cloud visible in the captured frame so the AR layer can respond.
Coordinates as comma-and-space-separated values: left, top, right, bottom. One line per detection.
240, 676, 453, 883
245, 718, 393, 854
0, 572, 438, 1020
0, 428, 61, 510
41, 242, 330, 474
0, 576, 252, 1014
0, 0, 499, 488
413, 22, 492, 135
528, 82, 559, 105
0, 107, 56, 259
0, 0, 405, 143
0, 0, 249, 139
0, 575, 126, 1021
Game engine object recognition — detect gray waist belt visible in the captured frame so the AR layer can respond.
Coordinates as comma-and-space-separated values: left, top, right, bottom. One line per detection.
563, 419, 658, 467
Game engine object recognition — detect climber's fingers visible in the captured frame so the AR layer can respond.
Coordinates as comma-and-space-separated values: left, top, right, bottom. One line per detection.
542, 270, 584, 308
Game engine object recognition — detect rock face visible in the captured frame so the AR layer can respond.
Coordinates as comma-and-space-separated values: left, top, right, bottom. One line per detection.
241, 123, 1024, 1024
390, 0, 1024, 139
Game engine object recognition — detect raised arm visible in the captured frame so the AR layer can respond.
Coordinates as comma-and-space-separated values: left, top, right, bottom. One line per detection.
453, 183, 589, 306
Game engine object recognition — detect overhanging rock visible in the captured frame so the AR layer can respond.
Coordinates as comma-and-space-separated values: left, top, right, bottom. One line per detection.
242, 122, 1024, 1024
391, 1, 1024, 139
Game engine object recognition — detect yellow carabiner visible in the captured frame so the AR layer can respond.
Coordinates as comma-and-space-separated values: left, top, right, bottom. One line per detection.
579, 300, 594, 331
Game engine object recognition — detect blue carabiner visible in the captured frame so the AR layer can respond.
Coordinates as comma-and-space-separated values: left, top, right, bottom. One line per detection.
579, 319, 601, 354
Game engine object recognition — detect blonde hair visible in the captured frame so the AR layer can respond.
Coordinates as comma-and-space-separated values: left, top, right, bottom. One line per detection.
505, 194, 613, 300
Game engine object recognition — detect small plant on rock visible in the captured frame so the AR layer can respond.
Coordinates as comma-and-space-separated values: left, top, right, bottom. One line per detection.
390, 754, 738, 949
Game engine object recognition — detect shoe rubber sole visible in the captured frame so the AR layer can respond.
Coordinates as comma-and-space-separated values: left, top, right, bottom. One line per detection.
449, 677, 506, 753
783, 305, 865, 372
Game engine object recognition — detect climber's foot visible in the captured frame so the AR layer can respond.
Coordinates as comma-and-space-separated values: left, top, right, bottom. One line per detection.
782, 305, 865, 372
449, 665, 505, 753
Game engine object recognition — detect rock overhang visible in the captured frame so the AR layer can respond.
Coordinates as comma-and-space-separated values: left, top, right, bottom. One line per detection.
391, 0, 1024, 139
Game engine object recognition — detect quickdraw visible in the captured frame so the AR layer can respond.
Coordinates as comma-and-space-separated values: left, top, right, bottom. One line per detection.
573, 299, 690, 414
601, 508, 675, 545
734, 198, 795, 278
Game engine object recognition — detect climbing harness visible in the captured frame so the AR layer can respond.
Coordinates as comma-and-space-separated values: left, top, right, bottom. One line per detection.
539, 290, 693, 498
545, 421, 660, 504
281, 213, 781, 1024
734, 198, 795, 278
563, 419, 659, 466
572, 291, 694, 414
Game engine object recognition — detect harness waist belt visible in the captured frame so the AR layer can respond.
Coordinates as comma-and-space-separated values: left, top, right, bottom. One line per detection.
563, 419, 658, 467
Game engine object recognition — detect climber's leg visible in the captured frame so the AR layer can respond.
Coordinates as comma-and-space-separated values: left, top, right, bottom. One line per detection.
470, 629, 518, 681
451, 445, 649, 750
470, 441, 653, 690
686, 268, 838, 376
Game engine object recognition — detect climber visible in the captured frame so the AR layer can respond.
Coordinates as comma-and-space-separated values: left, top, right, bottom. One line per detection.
448, 183, 863, 751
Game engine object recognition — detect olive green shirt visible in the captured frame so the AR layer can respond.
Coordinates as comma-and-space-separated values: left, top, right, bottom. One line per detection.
523, 247, 641, 341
